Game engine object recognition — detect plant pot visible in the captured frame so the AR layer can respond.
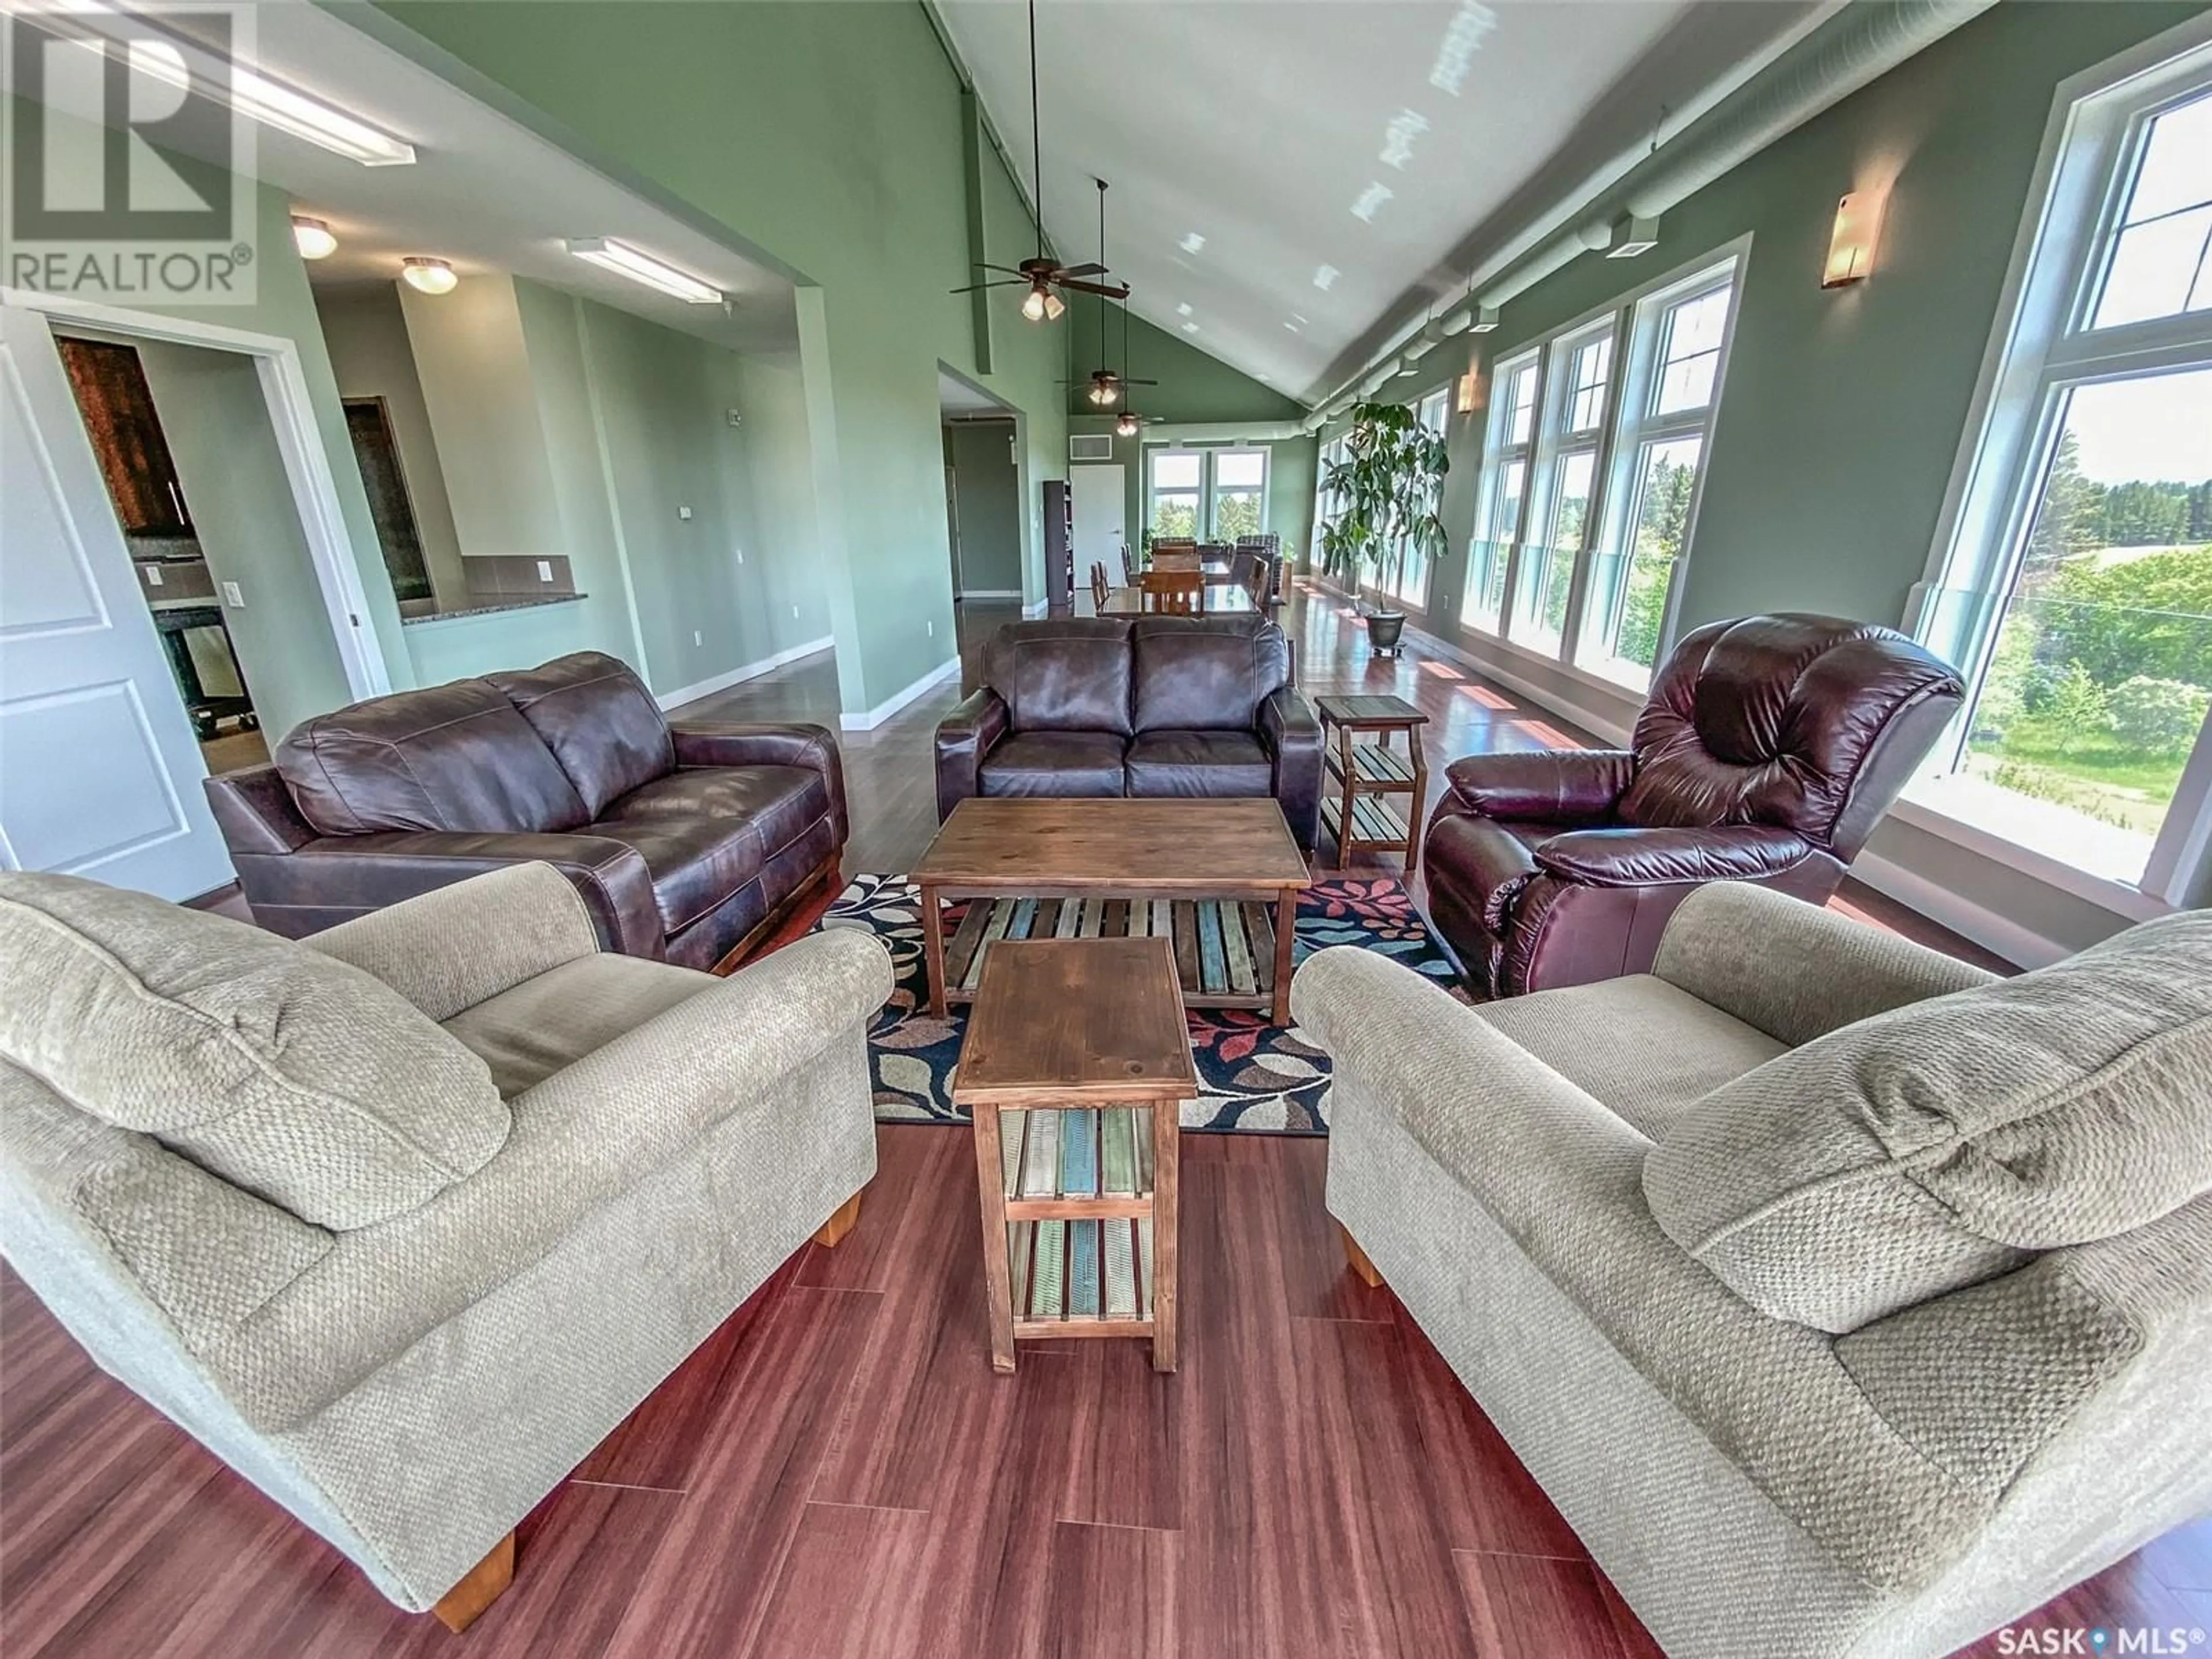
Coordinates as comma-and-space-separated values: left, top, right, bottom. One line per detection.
1366, 609, 1407, 656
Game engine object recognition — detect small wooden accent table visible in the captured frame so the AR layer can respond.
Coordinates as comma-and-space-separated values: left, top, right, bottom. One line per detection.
1315, 694, 1431, 873
954, 937, 1195, 1373
913, 798, 1310, 1024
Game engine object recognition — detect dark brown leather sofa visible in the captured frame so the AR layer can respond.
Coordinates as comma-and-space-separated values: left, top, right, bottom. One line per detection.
1425, 614, 1964, 998
934, 615, 1323, 847
204, 652, 846, 969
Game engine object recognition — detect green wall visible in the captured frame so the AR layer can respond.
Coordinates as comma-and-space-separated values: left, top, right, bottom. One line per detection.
379, 0, 1068, 715
943, 420, 1024, 594
1065, 306, 1306, 425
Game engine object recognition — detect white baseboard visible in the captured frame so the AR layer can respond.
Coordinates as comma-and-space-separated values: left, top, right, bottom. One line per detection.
1023, 597, 1047, 618
1400, 619, 1637, 747
1848, 850, 2059, 969
840, 653, 960, 731
657, 636, 834, 711
957, 589, 1024, 600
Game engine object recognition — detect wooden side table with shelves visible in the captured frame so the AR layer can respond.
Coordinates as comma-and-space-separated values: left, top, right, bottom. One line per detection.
953, 936, 1196, 1374
1315, 694, 1431, 873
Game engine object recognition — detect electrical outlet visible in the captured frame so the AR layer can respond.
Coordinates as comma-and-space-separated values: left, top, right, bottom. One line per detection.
693, 630, 703, 647
221, 581, 244, 609
678, 506, 693, 521
536, 560, 553, 582
143, 565, 164, 586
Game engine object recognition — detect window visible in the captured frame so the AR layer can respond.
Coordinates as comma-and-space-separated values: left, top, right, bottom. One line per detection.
1148, 446, 1269, 541
1461, 354, 1536, 634
1389, 390, 1451, 605
1575, 268, 1738, 688
1464, 252, 1741, 686
1919, 40, 2212, 901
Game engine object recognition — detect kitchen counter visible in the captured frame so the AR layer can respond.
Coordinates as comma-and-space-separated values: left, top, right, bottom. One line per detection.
399, 593, 588, 627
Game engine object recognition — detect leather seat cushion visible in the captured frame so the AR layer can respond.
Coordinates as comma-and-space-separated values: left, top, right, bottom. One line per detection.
604, 766, 831, 858
1124, 729, 1273, 797
1426, 813, 1544, 933
978, 731, 1129, 798
1130, 616, 1290, 732
585, 815, 766, 935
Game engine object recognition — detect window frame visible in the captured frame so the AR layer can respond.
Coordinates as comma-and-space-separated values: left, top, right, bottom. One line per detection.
1385, 389, 1452, 608
1461, 350, 1541, 635
1912, 16, 2212, 909
1146, 444, 1270, 542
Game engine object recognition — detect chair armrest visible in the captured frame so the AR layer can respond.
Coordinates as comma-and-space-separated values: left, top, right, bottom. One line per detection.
291, 831, 665, 960
1533, 824, 1817, 887
1652, 881, 1999, 1047
668, 721, 847, 846
1443, 749, 1635, 822
306, 863, 601, 1021
935, 688, 1009, 822
1291, 945, 1647, 1240
1258, 688, 1323, 850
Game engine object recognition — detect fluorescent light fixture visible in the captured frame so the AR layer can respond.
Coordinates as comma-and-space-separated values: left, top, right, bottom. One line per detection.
566, 237, 721, 304
98, 26, 415, 166
1823, 191, 1882, 287
290, 215, 336, 260
1604, 214, 1660, 259
401, 257, 456, 295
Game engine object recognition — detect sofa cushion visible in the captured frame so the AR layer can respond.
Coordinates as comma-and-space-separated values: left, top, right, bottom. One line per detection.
1124, 729, 1273, 797
978, 730, 1129, 798
486, 652, 674, 817
982, 619, 1134, 735
0, 872, 507, 1230
441, 953, 713, 1096
1644, 909, 2212, 1333
586, 815, 767, 936
604, 766, 831, 854
275, 677, 588, 837
1131, 615, 1289, 732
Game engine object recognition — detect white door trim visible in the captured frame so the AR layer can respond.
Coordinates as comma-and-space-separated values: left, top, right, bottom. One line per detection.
1, 286, 392, 700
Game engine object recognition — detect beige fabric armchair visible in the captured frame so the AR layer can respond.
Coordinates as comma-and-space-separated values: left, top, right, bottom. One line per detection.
0, 863, 891, 1627
1293, 884, 2212, 1659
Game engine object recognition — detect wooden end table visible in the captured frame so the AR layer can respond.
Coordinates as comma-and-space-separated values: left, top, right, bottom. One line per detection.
953, 937, 1195, 1374
912, 798, 1310, 1025
1315, 695, 1431, 873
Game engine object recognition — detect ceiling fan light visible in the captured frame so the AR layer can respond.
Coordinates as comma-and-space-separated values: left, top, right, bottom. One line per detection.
1115, 411, 1139, 437
290, 215, 336, 260
401, 256, 457, 295
1043, 289, 1067, 321
1021, 285, 1049, 322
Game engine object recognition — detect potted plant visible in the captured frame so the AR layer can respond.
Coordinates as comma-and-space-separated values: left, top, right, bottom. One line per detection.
1319, 400, 1449, 656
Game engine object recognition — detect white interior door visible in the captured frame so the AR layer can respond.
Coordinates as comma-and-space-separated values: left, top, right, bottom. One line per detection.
1069, 463, 1126, 582
0, 304, 236, 900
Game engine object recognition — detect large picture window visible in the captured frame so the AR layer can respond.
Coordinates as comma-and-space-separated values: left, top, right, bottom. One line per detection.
1918, 37, 2212, 901
1474, 251, 1740, 685
1388, 389, 1451, 605
1147, 446, 1270, 541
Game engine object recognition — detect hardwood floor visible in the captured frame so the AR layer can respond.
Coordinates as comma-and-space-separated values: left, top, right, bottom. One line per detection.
8, 585, 2193, 1656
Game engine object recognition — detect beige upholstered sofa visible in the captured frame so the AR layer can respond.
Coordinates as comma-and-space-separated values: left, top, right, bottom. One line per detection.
1293, 884, 2212, 1659
0, 863, 891, 1627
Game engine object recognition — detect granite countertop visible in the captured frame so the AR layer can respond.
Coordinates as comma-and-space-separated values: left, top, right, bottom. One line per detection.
399, 593, 588, 627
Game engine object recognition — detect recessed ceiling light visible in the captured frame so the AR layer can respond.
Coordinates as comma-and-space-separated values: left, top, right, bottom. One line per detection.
1176, 302, 1193, 316
290, 215, 336, 260
401, 257, 457, 295
100, 30, 415, 166
1180, 233, 1206, 255
1313, 265, 1340, 292
566, 237, 722, 304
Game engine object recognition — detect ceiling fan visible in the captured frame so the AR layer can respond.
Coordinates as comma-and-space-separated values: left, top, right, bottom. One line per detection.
1111, 293, 1154, 438
1060, 180, 1158, 405
950, 0, 1129, 321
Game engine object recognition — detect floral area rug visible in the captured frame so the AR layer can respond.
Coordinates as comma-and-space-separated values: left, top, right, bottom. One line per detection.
815, 873, 1459, 1134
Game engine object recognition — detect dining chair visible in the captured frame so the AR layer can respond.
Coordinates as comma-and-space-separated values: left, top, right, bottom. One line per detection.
1120, 544, 1138, 584
1152, 547, 1201, 573
1090, 562, 1112, 611
1142, 570, 1205, 614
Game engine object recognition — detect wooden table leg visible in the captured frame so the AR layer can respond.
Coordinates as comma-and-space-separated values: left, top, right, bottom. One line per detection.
1406, 731, 1428, 876
971, 1100, 1017, 1373
923, 880, 949, 1018
1150, 1101, 1179, 1373
1335, 723, 1357, 869
1271, 883, 1297, 1026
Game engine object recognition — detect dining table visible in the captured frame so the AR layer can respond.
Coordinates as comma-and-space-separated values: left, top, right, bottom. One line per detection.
1101, 581, 1258, 615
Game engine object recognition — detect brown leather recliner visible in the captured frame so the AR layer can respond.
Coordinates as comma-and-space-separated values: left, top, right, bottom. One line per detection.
1423, 615, 1964, 998
934, 614, 1323, 847
204, 652, 846, 969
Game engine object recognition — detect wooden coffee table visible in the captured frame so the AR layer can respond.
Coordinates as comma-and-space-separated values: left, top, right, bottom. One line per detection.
913, 798, 1310, 1025
953, 937, 1195, 1373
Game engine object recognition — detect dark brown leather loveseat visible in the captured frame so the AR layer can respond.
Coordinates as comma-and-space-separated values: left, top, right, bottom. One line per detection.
1425, 614, 1964, 998
204, 652, 846, 969
934, 615, 1323, 847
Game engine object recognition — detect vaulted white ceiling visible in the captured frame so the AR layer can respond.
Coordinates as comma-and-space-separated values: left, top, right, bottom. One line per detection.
935, 0, 1825, 405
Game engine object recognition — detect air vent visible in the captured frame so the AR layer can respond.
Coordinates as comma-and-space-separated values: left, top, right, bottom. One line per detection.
1069, 434, 1115, 462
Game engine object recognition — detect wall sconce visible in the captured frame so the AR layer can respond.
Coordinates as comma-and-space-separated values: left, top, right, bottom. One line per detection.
1823, 191, 1883, 287
1456, 367, 1482, 415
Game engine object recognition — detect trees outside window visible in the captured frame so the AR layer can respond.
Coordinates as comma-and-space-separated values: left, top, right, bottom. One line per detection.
1147, 448, 1268, 542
